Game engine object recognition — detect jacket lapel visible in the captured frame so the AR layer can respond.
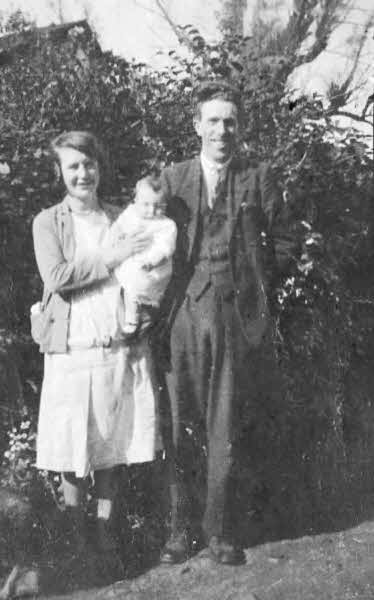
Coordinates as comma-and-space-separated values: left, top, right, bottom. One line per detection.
184, 157, 202, 261
227, 159, 255, 241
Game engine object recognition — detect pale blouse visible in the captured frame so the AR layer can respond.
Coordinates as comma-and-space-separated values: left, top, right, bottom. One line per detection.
68, 210, 125, 348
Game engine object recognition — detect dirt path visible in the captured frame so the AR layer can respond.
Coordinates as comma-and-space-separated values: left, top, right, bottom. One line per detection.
42, 520, 374, 600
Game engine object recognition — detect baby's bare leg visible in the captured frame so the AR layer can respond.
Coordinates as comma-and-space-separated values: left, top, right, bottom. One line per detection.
122, 288, 141, 335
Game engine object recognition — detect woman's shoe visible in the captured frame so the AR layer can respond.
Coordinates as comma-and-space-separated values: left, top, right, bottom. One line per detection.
63, 506, 87, 556
95, 518, 125, 582
96, 518, 117, 552
160, 533, 190, 565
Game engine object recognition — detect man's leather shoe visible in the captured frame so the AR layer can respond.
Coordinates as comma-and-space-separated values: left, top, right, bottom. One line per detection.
160, 534, 189, 565
207, 536, 246, 565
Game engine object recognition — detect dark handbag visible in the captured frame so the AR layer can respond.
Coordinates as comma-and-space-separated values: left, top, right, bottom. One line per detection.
30, 293, 53, 346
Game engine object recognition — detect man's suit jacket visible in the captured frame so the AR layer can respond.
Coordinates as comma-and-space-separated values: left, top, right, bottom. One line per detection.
161, 156, 293, 348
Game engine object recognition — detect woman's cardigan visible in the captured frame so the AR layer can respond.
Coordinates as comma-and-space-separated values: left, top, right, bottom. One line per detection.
32, 198, 121, 353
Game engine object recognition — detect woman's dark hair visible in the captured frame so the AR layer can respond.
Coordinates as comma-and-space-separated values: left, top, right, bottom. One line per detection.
50, 130, 106, 173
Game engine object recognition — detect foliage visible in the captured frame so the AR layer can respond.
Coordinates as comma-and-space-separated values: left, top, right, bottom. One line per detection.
0, 9, 35, 35
1, 412, 36, 491
0, 7, 373, 541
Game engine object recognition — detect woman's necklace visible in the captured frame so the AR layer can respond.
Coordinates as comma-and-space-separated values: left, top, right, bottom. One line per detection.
67, 195, 101, 216
70, 207, 96, 215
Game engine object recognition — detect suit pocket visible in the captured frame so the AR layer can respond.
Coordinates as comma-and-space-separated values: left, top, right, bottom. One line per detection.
240, 205, 263, 245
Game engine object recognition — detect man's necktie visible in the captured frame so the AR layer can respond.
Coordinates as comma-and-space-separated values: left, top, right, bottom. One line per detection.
209, 170, 225, 209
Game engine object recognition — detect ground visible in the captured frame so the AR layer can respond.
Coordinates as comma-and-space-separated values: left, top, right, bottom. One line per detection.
3, 355, 374, 599
2, 461, 374, 598
3, 450, 374, 598
40, 519, 374, 600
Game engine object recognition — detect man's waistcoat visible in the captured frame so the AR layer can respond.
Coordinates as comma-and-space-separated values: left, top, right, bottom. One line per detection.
188, 176, 234, 300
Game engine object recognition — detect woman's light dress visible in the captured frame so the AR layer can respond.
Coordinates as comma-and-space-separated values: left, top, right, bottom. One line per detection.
36, 210, 161, 477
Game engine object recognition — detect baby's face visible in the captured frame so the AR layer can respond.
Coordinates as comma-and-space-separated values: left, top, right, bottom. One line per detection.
135, 187, 166, 219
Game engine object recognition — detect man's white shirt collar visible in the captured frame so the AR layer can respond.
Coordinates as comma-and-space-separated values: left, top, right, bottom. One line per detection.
200, 153, 232, 176
200, 154, 232, 208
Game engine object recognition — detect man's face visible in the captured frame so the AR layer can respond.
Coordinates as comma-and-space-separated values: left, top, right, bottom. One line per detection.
194, 98, 239, 164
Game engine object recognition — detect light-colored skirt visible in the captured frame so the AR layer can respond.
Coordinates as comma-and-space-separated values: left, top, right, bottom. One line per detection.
36, 339, 161, 477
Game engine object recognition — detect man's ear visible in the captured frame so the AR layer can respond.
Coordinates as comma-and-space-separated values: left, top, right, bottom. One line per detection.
193, 116, 202, 137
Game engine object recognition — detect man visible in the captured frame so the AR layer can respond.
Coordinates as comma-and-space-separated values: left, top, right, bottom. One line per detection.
158, 80, 292, 565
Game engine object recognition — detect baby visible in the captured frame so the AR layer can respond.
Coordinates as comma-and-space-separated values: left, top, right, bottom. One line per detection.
109, 175, 177, 336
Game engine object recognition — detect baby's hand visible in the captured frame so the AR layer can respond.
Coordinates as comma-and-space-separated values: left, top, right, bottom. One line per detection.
141, 262, 154, 271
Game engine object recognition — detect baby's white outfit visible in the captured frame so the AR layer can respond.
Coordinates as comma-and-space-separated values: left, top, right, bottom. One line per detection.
111, 204, 177, 315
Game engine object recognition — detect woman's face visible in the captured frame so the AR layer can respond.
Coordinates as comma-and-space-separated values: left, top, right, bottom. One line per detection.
57, 147, 100, 203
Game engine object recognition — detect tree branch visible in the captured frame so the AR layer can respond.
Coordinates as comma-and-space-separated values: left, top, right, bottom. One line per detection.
328, 109, 372, 126
154, 0, 189, 46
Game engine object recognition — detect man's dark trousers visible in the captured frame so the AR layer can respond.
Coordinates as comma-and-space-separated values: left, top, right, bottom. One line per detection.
165, 186, 247, 543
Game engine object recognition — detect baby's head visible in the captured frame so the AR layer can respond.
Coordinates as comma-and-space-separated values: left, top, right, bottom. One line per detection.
133, 175, 167, 219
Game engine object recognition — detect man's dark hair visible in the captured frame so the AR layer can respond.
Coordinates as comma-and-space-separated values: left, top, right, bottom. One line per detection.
192, 80, 242, 118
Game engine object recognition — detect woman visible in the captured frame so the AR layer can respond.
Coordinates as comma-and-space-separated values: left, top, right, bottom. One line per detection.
32, 131, 160, 562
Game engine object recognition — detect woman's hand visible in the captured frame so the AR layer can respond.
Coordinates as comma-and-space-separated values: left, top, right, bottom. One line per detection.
102, 231, 150, 270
